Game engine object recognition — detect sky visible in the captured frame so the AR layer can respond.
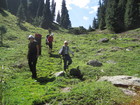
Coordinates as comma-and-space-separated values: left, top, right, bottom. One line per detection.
53, 0, 99, 29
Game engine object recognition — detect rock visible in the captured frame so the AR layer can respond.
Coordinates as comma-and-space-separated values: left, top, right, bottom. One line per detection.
54, 71, 65, 77
87, 60, 102, 67
98, 38, 109, 43
69, 66, 83, 79
98, 75, 140, 93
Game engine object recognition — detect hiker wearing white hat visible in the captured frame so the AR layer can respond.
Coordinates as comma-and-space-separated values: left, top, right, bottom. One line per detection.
27, 35, 39, 79
59, 41, 74, 71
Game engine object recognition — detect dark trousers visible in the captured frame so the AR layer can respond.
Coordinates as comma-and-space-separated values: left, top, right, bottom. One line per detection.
63, 54, 72, 71
28, 55, 37, 78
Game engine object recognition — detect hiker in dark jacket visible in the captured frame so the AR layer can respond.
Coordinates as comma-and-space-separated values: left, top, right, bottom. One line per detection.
59, 41, 74, 71
27, 35, 39, 79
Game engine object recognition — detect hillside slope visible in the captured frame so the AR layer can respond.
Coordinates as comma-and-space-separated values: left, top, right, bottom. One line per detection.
1, 10, 140, 105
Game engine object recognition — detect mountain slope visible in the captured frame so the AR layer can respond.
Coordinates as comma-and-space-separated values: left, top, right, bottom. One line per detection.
1, 10, 140, 104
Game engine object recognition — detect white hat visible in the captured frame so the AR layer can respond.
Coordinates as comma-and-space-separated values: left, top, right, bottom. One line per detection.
28, 35, 34, 39
64, 41, 68, 44
51, 33, 54, 36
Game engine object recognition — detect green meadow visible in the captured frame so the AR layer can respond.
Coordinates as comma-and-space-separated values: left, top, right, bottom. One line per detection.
1, 10, 140, 105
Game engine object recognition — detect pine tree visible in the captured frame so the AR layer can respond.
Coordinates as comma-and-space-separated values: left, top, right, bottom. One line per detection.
60, 0, 71, 29
17, 0, 26, 25
7, 0, 20, 15
105, 0, 119, 32
56, 11, 61, 24
36, 0, 44, 17
124, 0, 140, 30
51, 0, 56, 22
0, 0, 7, 10
27, 0, 38, 22
41, 0, 52, 29
97, 0, 107, 30
92, 17, 98, 29
117, 0, 127, 31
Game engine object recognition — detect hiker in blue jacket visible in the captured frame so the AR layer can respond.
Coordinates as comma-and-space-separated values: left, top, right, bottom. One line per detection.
59, 41, 74, 71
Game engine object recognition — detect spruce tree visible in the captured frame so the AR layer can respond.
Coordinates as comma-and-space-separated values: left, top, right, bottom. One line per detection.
60, 0, 71, 29
17, 0, 26, 25
92, 17, 98, 29
7, 0, 20, 15
97, 0, 107, 30
0, 0, 7, 10
36, 0, 44, 17
124, 0, 140, 30
41, 0, 52, 29
117, 0, 127, 31
27, 0, 38, 22
51, 0, 56, 22
105, 0, 119, 32
56, 11, 61, 24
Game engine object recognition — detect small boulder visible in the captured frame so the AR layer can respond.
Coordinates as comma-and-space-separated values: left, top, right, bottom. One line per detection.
98, 38, 109, 43
87, 60, 102, 67
54, 71, 65, 77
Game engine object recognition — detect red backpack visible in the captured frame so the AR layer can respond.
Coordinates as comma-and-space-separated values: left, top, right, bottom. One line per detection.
48, 36, 53, 42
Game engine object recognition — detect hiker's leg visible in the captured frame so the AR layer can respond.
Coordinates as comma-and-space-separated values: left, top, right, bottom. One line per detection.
28, 57, 33, 72
63, 56, 67, 71
67, 55, 72, 66
32, 57, 37, 78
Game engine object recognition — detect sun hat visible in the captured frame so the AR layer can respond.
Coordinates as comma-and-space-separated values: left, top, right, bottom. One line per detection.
28, 35, 35, 39
64, 41, 68, 44
51, 33, 54, 36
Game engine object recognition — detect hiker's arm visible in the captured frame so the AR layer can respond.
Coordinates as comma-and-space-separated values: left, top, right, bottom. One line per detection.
69, 48, 74, 56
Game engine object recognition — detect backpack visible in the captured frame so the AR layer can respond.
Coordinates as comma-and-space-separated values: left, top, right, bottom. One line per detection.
48, 35, 53, 42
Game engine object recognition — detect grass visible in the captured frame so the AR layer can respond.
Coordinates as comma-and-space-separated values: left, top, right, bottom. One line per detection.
1, 10, 140, 104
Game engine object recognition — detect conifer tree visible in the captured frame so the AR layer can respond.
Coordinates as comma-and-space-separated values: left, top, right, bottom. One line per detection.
105, 0, 119, 32
117, 0, 127, 31
41, 0, 52, 29
27, 0, 38, 22
51, 0, 56, 22
17, 0, 26, 25
0, 0, 7, 10
60, 0, 71, 29
97, 0, 107, 30
36, 0, 44, 17
92, 17, 98, 29
124, 0, 140, 30
7, 0, 20, 15
56, 11, 61, 24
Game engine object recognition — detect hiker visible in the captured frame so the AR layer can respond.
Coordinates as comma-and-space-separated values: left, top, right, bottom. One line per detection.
46, 29, 54, 54
59, 41, 74, 71
27, 35, 39, 79
47, 33, 54, 54
45, 29, 51, 46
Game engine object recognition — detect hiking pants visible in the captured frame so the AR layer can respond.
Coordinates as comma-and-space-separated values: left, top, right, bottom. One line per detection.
28, 55, 37, 78
63, 54, 72, 71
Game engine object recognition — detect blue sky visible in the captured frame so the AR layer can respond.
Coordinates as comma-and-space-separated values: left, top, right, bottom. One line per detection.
54, 0, 99, 29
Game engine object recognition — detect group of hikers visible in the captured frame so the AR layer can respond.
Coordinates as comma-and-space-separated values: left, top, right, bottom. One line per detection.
27, 30, 74, 79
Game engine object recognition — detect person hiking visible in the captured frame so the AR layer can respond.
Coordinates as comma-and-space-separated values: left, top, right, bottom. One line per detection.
47, 33, 54, 54
27, 35, 39, 79
45, 29, 51, 46
59, 41, 74, 71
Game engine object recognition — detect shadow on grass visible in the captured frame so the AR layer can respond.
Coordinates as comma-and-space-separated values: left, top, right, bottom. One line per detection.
50, 54, 60, 58
36, 76, 55, 85
0, 44, 10, 48
19, 24, 28, 31
0, 9, 8, 17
